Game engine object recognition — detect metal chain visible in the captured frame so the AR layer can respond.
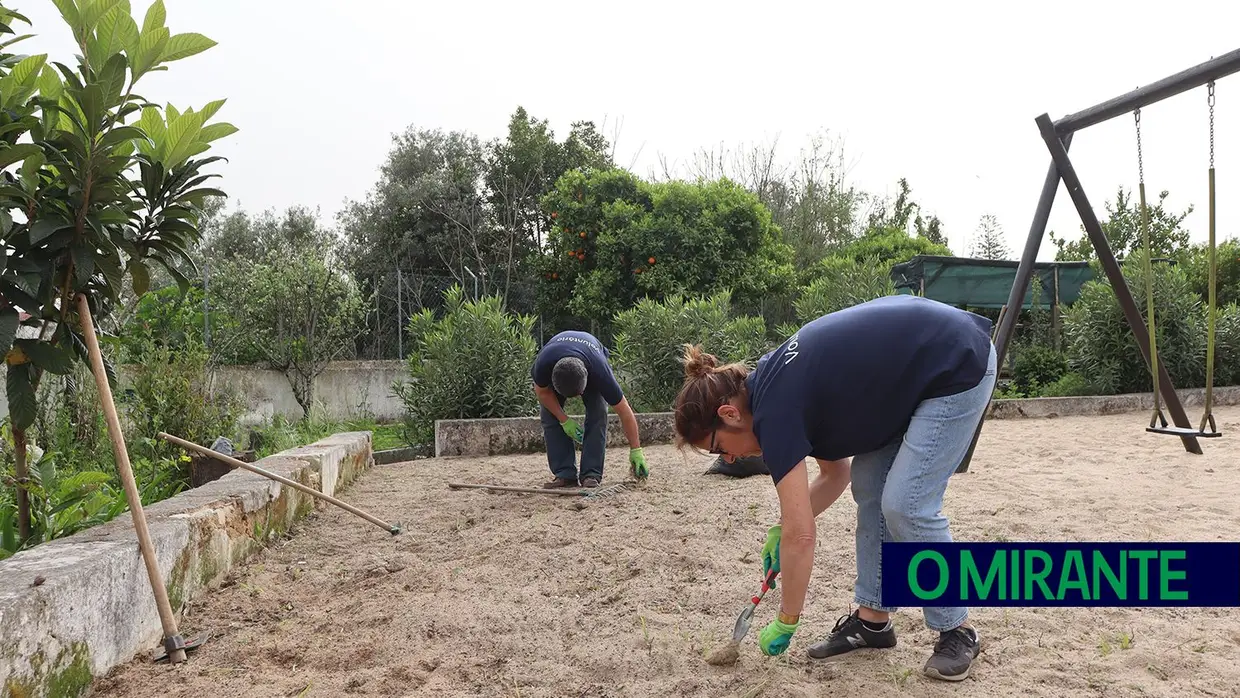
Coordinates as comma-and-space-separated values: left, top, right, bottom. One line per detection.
1208, 81, 1216, 168
1134, 108, 1144, 183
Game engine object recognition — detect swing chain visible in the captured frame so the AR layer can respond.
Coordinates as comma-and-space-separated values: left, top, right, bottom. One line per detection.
1135, 108, 1145, 183
1208, 81, 1215, 168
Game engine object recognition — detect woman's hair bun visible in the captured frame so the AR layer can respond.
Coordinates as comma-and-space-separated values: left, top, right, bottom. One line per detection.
681, 343, 719, 379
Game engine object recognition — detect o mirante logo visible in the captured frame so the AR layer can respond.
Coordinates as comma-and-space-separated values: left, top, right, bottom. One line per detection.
881, 542, 1240, 607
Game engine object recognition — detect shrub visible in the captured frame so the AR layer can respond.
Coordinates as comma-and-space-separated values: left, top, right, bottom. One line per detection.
793, 255, 898, 323
1180, 238, 1240, 310
1208, 303, 1240, 387
612, 292, 771, 412
121, 340, 248, 467
393, 286, 539, 443
1010, 344, 1068, 395
1061, 251, 1205, 395
1039, 372, 1094, 397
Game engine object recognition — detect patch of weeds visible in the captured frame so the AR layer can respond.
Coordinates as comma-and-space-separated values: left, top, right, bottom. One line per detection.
889, 664, 915, 688
1099, 630, 1136, 656
637, 615, 653, 653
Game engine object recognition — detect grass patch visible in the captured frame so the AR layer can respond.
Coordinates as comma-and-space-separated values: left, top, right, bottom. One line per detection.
371, 424, 406, 451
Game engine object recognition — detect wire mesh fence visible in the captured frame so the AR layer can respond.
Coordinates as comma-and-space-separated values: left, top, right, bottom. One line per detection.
353, 270, 546, 361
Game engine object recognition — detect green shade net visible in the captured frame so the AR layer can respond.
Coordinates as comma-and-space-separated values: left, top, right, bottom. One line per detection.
889, 256, 1095, 309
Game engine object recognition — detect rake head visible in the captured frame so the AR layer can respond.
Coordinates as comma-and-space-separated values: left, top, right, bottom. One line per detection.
583, 481, 634, 499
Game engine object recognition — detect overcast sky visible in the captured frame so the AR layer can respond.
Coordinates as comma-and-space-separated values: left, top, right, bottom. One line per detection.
13, 0, 1240, 262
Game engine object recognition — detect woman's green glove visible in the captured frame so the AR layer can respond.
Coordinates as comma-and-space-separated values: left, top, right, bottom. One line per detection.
629, 448, 648, 479
762, 525, 782, 589
758, 618, 798, 656
561, 418, 584, 444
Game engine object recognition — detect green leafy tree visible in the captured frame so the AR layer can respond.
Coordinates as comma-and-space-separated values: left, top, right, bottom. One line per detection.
538, 168, 796, 332
611, 291, 770, 412
486, 107, 612, 251
338, 128, 493, 288
392, 285, 538, 442
221, 239, 364, 416
0, 0, 232, 545
1051, 187, 1192, 261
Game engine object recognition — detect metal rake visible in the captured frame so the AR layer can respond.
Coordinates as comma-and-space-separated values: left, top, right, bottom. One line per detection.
446, 481, 636, 500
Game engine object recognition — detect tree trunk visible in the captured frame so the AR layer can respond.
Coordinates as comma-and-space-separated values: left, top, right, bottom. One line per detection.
13, 427, 30, 543
288, 369, 315, 419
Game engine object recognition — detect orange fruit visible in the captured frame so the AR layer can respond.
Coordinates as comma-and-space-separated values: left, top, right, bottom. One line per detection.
648, 257, 656, 264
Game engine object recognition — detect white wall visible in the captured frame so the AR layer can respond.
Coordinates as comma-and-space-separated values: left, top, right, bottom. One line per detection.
0, 360, 409, 426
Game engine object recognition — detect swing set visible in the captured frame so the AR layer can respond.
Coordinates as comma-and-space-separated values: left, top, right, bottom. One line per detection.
959, 48, 1240, 472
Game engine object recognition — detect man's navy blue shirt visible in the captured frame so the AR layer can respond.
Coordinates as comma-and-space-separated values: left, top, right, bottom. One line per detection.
531, 331, 625, 406
745, 295, 994, 484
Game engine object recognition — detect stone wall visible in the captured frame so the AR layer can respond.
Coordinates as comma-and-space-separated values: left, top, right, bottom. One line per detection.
0, 432, 375, 698
433, 386, 1240, 457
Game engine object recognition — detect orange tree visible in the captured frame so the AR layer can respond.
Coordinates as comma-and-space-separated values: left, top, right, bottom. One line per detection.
0, 0, 234, 547
535, 168, 795, 334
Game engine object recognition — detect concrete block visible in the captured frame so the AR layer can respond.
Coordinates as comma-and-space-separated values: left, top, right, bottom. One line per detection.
0, 432, 371, 698
435, 412, 676, 457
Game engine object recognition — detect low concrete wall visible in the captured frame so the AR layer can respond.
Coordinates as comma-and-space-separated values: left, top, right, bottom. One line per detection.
0, 431, 374, 698
434, 386, 1240, 457
435, 412, 676, 457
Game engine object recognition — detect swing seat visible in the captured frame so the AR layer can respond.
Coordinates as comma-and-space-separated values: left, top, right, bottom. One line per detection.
1146, 425, 1223, 438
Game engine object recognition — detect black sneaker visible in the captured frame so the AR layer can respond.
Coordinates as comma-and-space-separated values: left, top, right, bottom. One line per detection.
923, 626, 980, 681
806, 611, 897, 659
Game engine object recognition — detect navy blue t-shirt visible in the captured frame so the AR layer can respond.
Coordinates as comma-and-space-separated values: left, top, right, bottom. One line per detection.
745, 295, 993, 484
531, 331, 625, 406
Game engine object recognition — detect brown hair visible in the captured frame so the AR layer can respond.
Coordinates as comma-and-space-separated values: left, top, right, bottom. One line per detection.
672, 344, 752, 449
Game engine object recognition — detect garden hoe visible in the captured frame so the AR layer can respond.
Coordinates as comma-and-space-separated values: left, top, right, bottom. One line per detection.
152, 630, 210, 663
446, 481, 634, 500
705, 568, 780, 666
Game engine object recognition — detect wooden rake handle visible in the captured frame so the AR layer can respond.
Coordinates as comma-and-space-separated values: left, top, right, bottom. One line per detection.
158, 432, 402, 535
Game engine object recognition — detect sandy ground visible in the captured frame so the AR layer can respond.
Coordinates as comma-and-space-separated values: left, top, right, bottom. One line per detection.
91, 406, 1240, 698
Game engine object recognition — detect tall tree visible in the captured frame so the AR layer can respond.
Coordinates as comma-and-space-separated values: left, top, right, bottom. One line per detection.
971, 214, 1010, 260
218, 211, 363, 414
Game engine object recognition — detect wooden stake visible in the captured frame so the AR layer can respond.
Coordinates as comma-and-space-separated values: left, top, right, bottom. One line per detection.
75, 294, 187, 664
157, 431, 402, 535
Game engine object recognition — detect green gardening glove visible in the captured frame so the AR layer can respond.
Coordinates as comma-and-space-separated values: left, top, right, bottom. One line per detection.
761, 524, 782, 589
629, 448, 648, 480
758, 618, 799, 656
561, 418, 584, 444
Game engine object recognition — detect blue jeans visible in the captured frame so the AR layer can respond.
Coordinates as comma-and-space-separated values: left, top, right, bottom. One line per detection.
540, 389, 609, 482
849, 341, 997, 631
